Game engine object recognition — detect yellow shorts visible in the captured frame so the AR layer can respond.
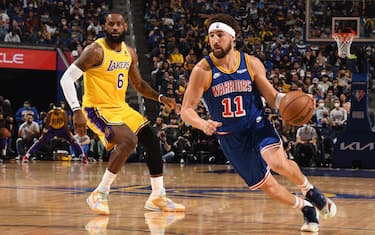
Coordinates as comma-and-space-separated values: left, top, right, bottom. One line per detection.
83, 104, 149, 150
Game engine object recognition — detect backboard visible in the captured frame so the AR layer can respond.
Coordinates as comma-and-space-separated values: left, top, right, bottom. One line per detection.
305, 0, 375, 44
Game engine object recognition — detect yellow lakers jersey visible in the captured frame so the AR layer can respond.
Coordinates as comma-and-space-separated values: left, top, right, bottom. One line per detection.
82, 38, 132, 108
48, 108, 65, 129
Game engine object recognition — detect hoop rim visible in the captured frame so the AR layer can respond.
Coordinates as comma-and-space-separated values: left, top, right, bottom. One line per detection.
332, 32, 355, 42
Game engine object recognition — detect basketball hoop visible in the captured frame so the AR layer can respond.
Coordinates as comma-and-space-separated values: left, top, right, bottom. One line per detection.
332, 33, 354, 58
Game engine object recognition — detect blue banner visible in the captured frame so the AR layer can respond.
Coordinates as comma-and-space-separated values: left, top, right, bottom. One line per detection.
332, 73, 375, 168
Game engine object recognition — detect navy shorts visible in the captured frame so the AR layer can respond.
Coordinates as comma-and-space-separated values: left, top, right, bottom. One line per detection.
216, 117, 281, 190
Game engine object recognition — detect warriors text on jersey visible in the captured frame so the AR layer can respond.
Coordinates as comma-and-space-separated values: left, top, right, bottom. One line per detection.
48, 108, 65, 129
83, 38, 131, 108
203, 51, 264, 133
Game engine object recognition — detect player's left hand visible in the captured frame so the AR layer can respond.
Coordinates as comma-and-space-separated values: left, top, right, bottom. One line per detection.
160, 96, 181, 114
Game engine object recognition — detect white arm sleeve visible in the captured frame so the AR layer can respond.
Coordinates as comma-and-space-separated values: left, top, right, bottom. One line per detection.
60, 64, 83, 111
275, 92, 286, 109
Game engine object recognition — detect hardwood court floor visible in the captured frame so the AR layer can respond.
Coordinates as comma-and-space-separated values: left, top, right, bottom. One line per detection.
0, 161, 374, 235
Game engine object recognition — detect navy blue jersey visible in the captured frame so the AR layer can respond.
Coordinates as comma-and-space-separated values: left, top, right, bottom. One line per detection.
203, 51, 264, 133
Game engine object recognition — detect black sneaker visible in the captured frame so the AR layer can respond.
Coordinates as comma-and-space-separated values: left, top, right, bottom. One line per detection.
301, 206, 319, 232
306, 187, 337, 218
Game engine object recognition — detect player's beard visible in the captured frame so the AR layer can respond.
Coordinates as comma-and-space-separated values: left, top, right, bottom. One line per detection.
105, 31, 126, 43
212, 43, 232, 59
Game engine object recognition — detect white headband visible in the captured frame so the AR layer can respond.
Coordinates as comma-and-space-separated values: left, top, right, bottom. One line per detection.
208, 22, 236, 37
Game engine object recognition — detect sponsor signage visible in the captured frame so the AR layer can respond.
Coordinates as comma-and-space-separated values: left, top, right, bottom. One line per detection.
0, 48, 56, 70
332, 73, 375, 168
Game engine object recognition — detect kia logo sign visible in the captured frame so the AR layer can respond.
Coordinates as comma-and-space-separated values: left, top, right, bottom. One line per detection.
340, 142, 375, 151
0, 52, 24, 64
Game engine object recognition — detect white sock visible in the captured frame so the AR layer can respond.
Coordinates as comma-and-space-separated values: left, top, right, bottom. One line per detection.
150, 176, 165, 197
292, 196, 313, 209
96, 168, 117, 194
25, 153, 30, 158
298, 177, 314, 196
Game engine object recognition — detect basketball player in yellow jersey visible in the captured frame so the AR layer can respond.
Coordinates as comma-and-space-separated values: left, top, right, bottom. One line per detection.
22, 104, 86, 163
60, 12, 185, 215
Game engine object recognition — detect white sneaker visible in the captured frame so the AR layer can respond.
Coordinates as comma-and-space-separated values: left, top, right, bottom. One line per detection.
144, 194, 185, 212
301, 205, 319, 232
86, 190, 110, 215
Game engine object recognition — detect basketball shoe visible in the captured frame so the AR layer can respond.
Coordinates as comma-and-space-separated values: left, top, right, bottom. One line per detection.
86, 190, 110, 215
305, 187, 337, 218
300, 205, 319, 232
144, 194, 185, 212
22, 155, 29, 163
85, 216, 109, 235
144, 211, 185, 234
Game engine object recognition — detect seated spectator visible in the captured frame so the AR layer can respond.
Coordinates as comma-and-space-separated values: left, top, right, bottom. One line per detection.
152, 116, 168, 132
319, 74, 332, 94
168, 47, 184, 68
173, 135, 192, 164
328, 78, 344, 98
324, 89, 337, 110
16, 114, 40, 160
294, 122, 318, 167
157, 130, 175, 163
164, 114, 180, 144
308, 77, 324, 95
4, 29, 21, 43
318, 117, 336, 166
15, 100, 39, 127
330, 98, 348, 137
339, 93, 351, 114
315, 98, 330, 126
0, 17, 8, 42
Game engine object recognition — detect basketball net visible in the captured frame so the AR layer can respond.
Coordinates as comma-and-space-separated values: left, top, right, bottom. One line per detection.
332, 33, 354, 58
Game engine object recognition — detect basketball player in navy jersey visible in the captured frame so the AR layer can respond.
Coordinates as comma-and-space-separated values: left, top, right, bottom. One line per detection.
181, 13, 336, 233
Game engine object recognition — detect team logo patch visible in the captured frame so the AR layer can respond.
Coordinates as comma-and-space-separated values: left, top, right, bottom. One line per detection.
353, 89, 365, 102
213, 72, 221, 79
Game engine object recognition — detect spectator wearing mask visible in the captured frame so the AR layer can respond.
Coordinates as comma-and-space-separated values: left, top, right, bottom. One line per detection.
315, 99, 329, 126
330, 98, 347, 137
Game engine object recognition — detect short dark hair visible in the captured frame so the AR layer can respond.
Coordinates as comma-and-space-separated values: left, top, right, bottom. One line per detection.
206, 13, 241, 36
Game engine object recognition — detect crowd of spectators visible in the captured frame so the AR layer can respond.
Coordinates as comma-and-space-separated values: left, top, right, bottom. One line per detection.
143, 0, 375, 167
0, 0, 111, 54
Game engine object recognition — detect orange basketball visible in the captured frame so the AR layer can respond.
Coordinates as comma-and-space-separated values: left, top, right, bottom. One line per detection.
279, 91, 315, 126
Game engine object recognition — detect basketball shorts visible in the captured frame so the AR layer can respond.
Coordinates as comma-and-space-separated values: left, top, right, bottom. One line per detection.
216, 117, 281, 190
83, 104, 149, 150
